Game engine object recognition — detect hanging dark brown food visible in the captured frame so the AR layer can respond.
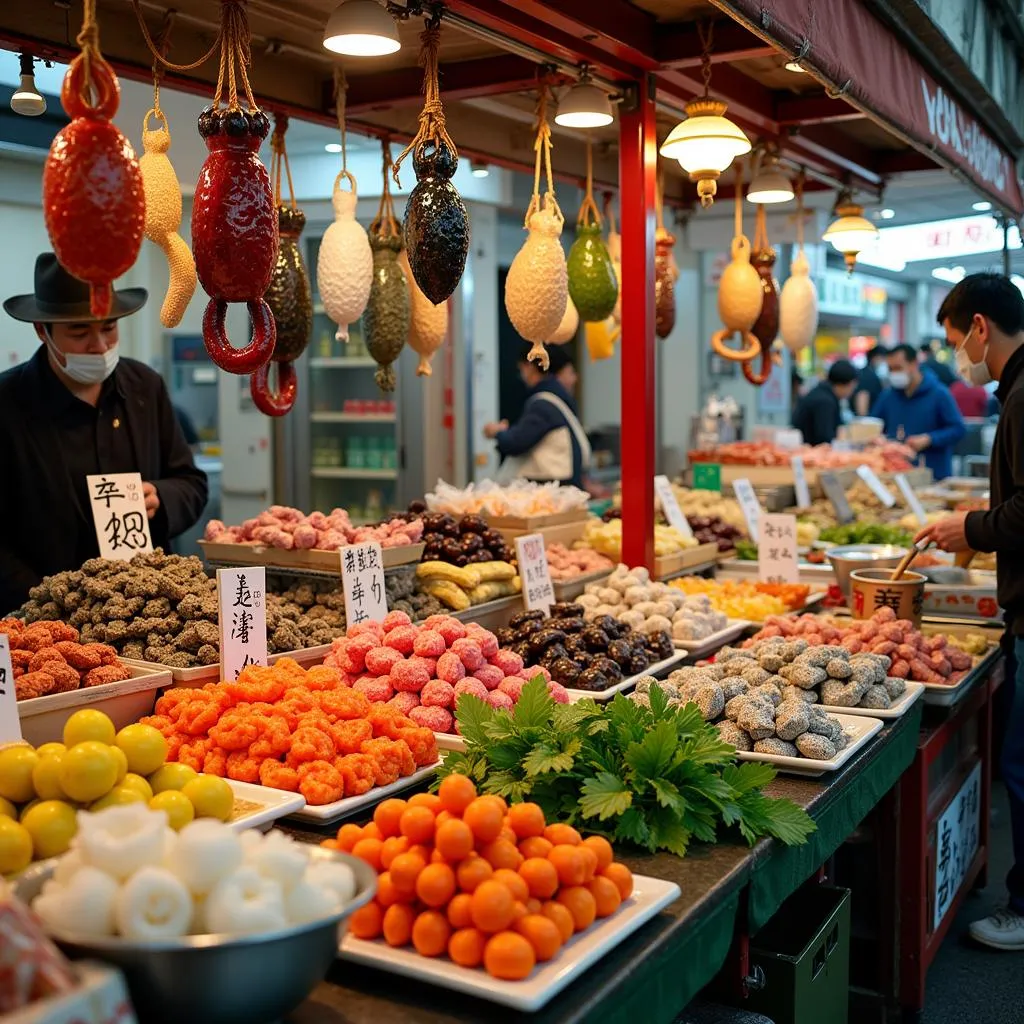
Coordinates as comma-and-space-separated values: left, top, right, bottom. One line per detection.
744, 246, 779, 386
654, 228, 678, 339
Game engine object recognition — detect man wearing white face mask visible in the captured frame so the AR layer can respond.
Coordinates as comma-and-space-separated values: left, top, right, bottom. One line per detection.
0, 254, 208, 613
917, 272, 1024, 952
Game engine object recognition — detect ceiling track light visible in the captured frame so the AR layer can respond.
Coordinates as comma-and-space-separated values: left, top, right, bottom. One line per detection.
822, 189, 879, 273
746, 147, 794, 204
470, 159, 489, 177
554, 66, 614, 128
323, 0, 401, 56
11, 51, 46, 117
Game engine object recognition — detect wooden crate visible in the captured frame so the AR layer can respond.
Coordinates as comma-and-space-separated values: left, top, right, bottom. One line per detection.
653, 542, 718, 580
483, 508, 590, 530
492, 518, 591, 549
198, 540, 424, 571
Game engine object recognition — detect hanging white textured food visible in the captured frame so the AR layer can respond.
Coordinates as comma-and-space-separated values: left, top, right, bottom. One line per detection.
549, 294, 578, 344
399, 248, 448, 375
779, 249, 818, 352
316, 171, 372, 342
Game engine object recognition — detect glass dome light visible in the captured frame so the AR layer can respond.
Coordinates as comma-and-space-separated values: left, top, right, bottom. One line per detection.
323, 0, 400, 57
659, 98, 751, 207
823, 195, 879, 273
10, 52, 45, 117
554, 78, 613, 129
747, 152, 794, 204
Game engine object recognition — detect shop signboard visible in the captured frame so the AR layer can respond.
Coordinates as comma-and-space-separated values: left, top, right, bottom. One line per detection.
341, 542, 388, 625
693, 464, 721, 492
654, 475, 692, 537
816, 270, 888, 321
86, 473, 154, 561
516, 534, 554, 614
216, 567, 268, 682
758, 514, 800, 584
933, 762, 982, 930
0, 635, 21, 744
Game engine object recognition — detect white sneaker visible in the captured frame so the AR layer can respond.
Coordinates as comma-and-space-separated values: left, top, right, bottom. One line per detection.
968, 908, 1024, 950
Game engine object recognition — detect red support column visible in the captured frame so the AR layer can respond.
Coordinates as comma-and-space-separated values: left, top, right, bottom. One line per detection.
618, 74, 657, 570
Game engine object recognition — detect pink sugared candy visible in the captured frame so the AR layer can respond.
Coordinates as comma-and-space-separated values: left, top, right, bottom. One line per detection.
353, 676, 394, 702
436, 651, 466, 684
382, 610, 413, 632
391, 659, 430, 693
466, 626, 499, 658
521, 665, 551, 683
489, 649, 524, 677
408, 655, 437, 679
472, 665, 504, 691
453, 679, 489, 702
365, 647, 404, 676
409, 705, 453, 732
547, 681, 570, 704
349, 621, 384, 640
412, 630, 446, 658
430, 616, 468, 645
388, 691, 421, 714
451, 638, 484, 672
383, 625, 418, 655
486, 690, 515, 711
421, 679, 456, 709
497, 677, 524, 701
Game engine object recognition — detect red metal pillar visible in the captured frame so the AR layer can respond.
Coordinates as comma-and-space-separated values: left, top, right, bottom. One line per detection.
619, 74, 657, 570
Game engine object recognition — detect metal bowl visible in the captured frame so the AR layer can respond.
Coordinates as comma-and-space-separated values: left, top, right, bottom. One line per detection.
825, 543, 909, 599
13, 846, 376, 1024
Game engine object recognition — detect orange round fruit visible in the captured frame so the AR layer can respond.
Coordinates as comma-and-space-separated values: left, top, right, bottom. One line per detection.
481, 838, 523, 872
456, 855, 493, 893
446, 892, 473, 929
507, 802, 545, 839
525, 897, 542, 915
577, 844, 598, 882
380, 835, 410, 870
484, 931, 536, 980
349, 901, 383, 939
351, 837, 384, 871
588, 875, 623, 918
435, 818, 474, 862
399, 805, 436, 845
492, 867, 529, 904
514, 913, 562, 961
544, 823, 581, 846
361, 822, 383, 841
321, 838, 339, 850
448, 927, 486, 968
602, 862, 634, 901
435, 810, 453, 827
373, 798, 407, 838
582, 835, 613, 872
412, 910, 450, 957
557, 885, 597, 932
463, 798, 504, 844
478, 793, 508, 815
438, 773, 477, 815
470, 879, 516, 933
335, 823, 363, 852
519, 836, 553, 860
376, 872, 401, 908
416, 862, 457, 908
519, 857, 559, 900
383, 903, 415, 947
408, 792, 442, 814
389, 851, 427, 895
407, 843, 432, 863
541, 901, 575, 943
548, 844, 585, 887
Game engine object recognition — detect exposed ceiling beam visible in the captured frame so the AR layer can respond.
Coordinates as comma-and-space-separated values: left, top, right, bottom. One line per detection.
655, 20, 778, 69
786, 126, 883, 185
775, 93, 866, 127
876, 150, 942, 175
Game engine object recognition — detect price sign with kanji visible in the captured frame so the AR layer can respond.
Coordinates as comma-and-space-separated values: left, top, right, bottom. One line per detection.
654, 475, 693, 538
895, 473, 928, 526
0, 635, 22, 745
515, 533, 555, 614
341, 542, 388, 625
933, 762, 982, 930
87, 473, 153, 561
693, 463, 721, 493
791, 455, 811, 510
758, 514, 800, 584
856, 466, 896, 507
819, 472, 855, 524
732, 478, 761, 538
216, 567, 268, 681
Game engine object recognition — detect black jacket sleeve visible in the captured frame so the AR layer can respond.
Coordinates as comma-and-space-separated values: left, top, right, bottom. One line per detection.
965, 394, 1024, 552
0, 368, 38, 612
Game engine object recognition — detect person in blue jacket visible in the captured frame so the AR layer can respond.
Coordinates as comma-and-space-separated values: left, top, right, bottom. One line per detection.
483, 344, 591, 488
870, 343, 965, 480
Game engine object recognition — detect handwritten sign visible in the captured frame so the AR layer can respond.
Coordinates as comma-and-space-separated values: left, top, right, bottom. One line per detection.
0, 635, 22, 745
895, 473, 928, 526
758, 514, 800, 583
87, 473, 153, 561
515, 533, 555, 614
654, 475, 693, 538
217, 567, 267, 682
856, 466, 896, 507
791, 455, 811, 510
693, 463, 721, 492
341, 542, 388, 625
819, 472, 855, 524
933, 762, 981, 930
732, 478, 762, 537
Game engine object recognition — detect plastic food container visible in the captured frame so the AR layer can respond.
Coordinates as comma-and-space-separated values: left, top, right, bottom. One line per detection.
849, 567, 926, 628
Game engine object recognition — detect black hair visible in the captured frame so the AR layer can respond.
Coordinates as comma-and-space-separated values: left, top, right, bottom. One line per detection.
827, 359, 858, 385
866, 345, 886, 362
887, 343, 918, 363
919, 342, 934, 355
937, 272, 1024, 335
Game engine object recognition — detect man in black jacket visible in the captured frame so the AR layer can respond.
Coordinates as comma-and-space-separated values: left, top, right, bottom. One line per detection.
917, 272, 1024, 951
0, 254, 208, 613
791, 359, 857, 446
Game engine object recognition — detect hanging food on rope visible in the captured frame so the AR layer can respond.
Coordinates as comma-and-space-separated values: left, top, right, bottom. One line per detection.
505, 79, 568, 370
364, 139, 410, 392
654, 166, 678, 339
250, 113, 313, 417
549, 294, 579, 345
399, 246, 448, 375
191, 0, 277, 375
317, 70, 372, 343
711, 161, 763, 366
744, 203, 781, 386
393, 11, 469, 305
567, 140, 617, 323
779, 171, 819, 353
605, 192, 623, 328
43, 0, 145, 319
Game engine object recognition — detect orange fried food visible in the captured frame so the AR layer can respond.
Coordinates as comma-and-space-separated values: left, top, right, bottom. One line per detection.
365, 704, 416, 740
82, 664, 131, 688
269, 656, 308, 684
329, 718, 374, 755
318, 687, 371, 722
303, 664, 343, 691
396, 727, 438, 767
259, 759, 300, 792
297, 759, 344, 805
225, 750, 262, 784
336, 753, 376, 797
209, 707, 262, 751
226, 665, 287, 705
178, 737, 213, 772
286, 726, 336, 767
139, 714, 175, 738
176, 696, 229, 736
248, 717, 292, 759
202, 746, 229, 776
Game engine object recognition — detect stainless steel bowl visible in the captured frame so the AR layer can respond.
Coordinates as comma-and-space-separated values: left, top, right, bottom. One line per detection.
13, 846, 376, 1024
825, 543, 909, 599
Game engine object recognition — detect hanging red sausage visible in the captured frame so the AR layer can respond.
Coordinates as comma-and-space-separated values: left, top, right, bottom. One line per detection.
43, 1, 144, 319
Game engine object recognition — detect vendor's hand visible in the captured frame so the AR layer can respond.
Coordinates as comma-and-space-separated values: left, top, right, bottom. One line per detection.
906, 433, 932, 452
142, 482, 160, 520
482, 420, 508, 439
914, 511, 970, 552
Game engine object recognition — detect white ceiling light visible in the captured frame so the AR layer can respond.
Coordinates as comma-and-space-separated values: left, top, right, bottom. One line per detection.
323, 1, 400, 57
822, 191, 879, 272
324, 142, 343, 154
784, 61, 807, 73
932, 266, 966, 284
470, 159, 489, 178
10, 52, 46, 116
972, 200, 992, 212
554, 73, 613, 129
875, 208, 895, 220
746, 151, 794, 204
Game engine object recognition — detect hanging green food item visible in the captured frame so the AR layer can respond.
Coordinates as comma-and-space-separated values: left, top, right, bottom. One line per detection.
605, 194, 622, 327
363, 141, 410, 392
567, 142, 617, 322
393, 15, 468, 305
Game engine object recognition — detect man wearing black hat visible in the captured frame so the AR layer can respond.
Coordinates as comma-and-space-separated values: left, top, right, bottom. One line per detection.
0, 254, 208, 613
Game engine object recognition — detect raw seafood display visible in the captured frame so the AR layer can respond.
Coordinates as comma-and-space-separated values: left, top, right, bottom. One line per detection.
545, 544, 613, 581
688, 441, 914, 473
415, 561, 520, 610
581, 519, 698, 561
400, 248, 448, 375
670, 578, 810, 618
417, 510, 515, 567
140, 654, 438, 804
424, 480, 590, 518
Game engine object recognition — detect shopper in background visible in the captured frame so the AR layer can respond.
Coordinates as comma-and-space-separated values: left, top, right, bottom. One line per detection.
950, 371, 994, 418
915, 271, 1024, 951
483, 343, 591, 488
853, 345, 888, 416
870, 343, 965, 480
919, 340, 957, 385
791, 359, 858, 445
0, 253, 208, 613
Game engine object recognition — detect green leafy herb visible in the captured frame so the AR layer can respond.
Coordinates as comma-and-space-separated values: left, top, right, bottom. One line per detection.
441, 678, 816, 856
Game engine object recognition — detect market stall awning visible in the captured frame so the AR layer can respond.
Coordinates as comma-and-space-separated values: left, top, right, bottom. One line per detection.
711, 0, 1024, 217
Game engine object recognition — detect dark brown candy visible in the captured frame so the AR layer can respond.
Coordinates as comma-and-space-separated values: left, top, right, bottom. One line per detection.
459, 514, 488, 535
510, 610, 546, 630
575, 667, 609, 692
550, 603, 585, 619
550, 657, 581, 686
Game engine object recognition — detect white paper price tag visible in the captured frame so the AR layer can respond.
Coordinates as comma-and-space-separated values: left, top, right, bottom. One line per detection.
341, 542, 388, 625
87, 473, 154, 561
856, 466, 896, 507
732, 478, 762, 537
819, 472, 855, 524
895, 473, 928, 526
654, 475, 692, 537
217, 567, 268, 681
0, 635, 22, 745
515, 533, 555, 614
758, 514, 801, 584
791, 455, 811, 510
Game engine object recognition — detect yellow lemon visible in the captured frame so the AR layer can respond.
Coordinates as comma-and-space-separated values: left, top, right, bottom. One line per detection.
0, 746, 39, 804
21, 800, 77, 859
0, 795, 16, 820
36, 742, 66, 759
115, 724, 168, 776
121, 773, 154, 801
0, 816, 32, 874
19, 799, 41, 821
182, 775, 234, 822
108, 745, 128, 784
148, 763, 198, 794
62, 709, 116, 747
149, 790, 195, 831
31, 754, 66, 801
60, 742, 118, 803
90, 785, 146, 811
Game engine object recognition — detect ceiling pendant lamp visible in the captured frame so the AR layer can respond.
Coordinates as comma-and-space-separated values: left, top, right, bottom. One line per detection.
554, 69, 613, 128
658, 23, 750, 207
822, 190, 879, 273
323, 0, 401, 57
10, 52, 46, 116
746, 149, 794, 204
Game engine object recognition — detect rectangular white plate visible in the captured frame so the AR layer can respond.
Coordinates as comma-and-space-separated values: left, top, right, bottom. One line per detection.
565, 651, 686, 703
287, 762, 440, 824
673, 619, 751, 658
736, 713, 884, 777
225, 779, 305, 832
338, 874, 680, 1012
818, 681, 924, 720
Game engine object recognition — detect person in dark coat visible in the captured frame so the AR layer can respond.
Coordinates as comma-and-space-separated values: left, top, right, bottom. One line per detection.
919, 340, 957, 385
853, 344, 887, 416
791, 359, 858, 446
0, 254, 208, 613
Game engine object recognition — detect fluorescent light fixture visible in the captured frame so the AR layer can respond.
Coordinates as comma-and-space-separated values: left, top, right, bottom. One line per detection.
972, 201, 992, 212
324, 142, 343, 154
554, 75, 613, 129
323, 1, 400, 56
876, 208, 895, 220
10, 52, 45, 116
747, 152, 794, 204
932, 266, 966, 284
470, 160, 489, 178
784, 61, 807, 73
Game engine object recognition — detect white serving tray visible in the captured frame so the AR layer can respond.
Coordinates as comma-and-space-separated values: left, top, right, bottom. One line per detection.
817, 681, 924, 720
287, 762, 440, 824
225, 779, 306, 832
673, 619, 751, 658
736, 713, 883, 777
338, 874, 680, 1012
565, 651, 686, 703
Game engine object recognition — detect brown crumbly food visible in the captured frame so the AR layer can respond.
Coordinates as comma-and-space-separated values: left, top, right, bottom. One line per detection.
15, 670, 55, 699
754, 737, 799, 757
795, 732, 838, 760
83, 664, 132, 687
